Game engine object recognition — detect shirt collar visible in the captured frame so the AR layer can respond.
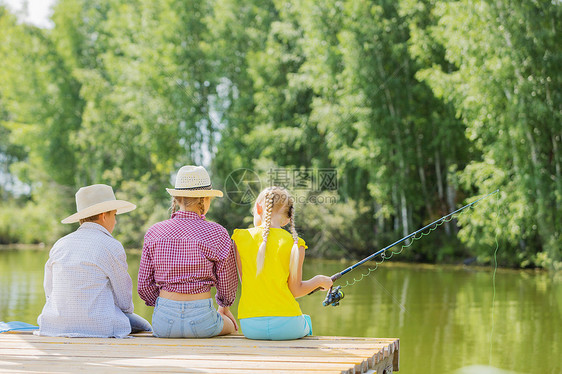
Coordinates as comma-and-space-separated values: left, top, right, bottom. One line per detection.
78, 222, 113, 238
171, 210, 206, 221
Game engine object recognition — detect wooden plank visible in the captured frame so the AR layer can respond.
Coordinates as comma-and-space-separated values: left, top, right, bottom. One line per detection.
0, 343, 376, 356
0, 363, 348, 374
0, 337, 395, 354
0, 348, 375, 372
4, 331, 397, 342
0, 334, 399, 374
0, 356, 354, 373
0, 344, 381, 361
0, 335, 396, 349
0, 366, 338, 374
0, 341, 388, 362
9, 331, 394, 342
0, 339, 395, 348
0, 345, 373, 374
0, 348, 368, 369
393, 338, 400, 371
0, 343, 392, 358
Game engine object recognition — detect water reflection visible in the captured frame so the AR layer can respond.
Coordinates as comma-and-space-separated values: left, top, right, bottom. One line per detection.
0, 250, 560, 374
0, 250, 47, 324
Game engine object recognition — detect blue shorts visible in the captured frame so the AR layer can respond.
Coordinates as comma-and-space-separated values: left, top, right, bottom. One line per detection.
240, 315, 312, 340
152, 297, 223, 338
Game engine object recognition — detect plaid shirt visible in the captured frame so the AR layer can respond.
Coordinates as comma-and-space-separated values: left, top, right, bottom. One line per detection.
138, 211, 237, 307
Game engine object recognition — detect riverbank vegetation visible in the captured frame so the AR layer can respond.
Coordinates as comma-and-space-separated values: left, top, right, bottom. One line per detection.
0, 0, 560, 269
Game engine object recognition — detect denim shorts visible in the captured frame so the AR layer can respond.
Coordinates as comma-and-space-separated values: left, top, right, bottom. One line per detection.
152, 297, 224, 338
240, 315, 312, 340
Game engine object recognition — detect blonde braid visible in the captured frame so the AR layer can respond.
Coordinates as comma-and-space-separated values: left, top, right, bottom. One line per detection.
256, 190, 274, 275
288, 203, 300, 283
198, 197, 206, 216
170, 196, 206, 216
169, 197, 180, 215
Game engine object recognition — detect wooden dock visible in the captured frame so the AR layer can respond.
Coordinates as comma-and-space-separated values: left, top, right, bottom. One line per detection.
0, 332, 399, 373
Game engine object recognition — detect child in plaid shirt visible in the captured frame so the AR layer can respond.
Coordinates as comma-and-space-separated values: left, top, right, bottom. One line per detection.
138, 166, 238, 338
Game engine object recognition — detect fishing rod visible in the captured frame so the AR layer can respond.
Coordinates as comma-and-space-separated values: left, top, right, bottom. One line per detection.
316, 189, 499, 306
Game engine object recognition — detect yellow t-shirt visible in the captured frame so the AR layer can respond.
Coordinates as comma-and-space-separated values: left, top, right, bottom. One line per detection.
232, 227, 307, 319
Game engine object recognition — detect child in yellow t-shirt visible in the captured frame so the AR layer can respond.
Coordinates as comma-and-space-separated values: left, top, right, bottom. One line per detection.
232, 186, 333, 340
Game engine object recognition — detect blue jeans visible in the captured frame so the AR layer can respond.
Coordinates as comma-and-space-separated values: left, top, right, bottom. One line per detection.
240, 315, 312, 340
151, 297, 224, 338
125, 313, 152, 333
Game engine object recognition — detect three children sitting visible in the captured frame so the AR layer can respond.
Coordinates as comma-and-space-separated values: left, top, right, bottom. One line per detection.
37, 165, 332, 340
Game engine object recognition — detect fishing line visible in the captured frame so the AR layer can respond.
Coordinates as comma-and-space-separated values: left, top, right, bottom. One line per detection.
320, 189, 503, 367
339, 212, 462, 289
372, 277, 408, 313
318, 190, 500, 307
489, 191, 500, 365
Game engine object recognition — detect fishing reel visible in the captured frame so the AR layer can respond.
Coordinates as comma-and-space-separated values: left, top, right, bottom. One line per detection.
322, 286, 344, 307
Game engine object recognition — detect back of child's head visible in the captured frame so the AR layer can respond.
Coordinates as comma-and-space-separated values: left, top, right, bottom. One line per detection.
169, 196, 207, 216
255, 187, 300, 281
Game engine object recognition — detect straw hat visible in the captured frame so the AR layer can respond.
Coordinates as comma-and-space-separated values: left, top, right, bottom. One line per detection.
166, 165, 223, 198
61, 184, 136, 224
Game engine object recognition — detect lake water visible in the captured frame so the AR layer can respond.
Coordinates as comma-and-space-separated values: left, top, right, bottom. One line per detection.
0, 249, 560, 373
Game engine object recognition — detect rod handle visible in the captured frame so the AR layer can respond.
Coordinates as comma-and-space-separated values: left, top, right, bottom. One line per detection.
307, 273, 342, 295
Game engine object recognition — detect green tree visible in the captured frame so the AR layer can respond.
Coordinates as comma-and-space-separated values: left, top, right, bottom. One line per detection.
0, 5, 81, 243
0, 0, 559, 269
293, 0, 473, 259
416, 0, 561, 268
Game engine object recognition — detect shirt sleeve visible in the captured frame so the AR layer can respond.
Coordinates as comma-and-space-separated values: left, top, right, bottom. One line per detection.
214, 229, 238, 307
43, 257, 53, 300
137, 234, 160, 307
298, 236, 308, 250
102, 242, 134, 314
231, 229, 242, 249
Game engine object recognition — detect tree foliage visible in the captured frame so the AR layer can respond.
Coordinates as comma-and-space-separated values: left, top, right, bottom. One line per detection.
413, 0, 561, 268
0, 0, 559, 269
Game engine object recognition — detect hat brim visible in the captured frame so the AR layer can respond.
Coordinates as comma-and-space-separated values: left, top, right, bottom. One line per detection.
166, 188, 223, 198
61, 200, 137, 224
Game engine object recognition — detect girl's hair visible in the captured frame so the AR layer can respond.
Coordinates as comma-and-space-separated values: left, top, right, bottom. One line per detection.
170, 196, 207, 216
255, 187, 300, 282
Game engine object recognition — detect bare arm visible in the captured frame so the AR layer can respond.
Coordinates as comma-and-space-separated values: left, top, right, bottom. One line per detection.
221, 241, 239, 333
233, 241, 242, 282
288, 246, 333, 298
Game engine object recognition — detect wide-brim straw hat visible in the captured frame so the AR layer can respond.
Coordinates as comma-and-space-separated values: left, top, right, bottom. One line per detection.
61, 184, 136, 224
166, 165, 223, 198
